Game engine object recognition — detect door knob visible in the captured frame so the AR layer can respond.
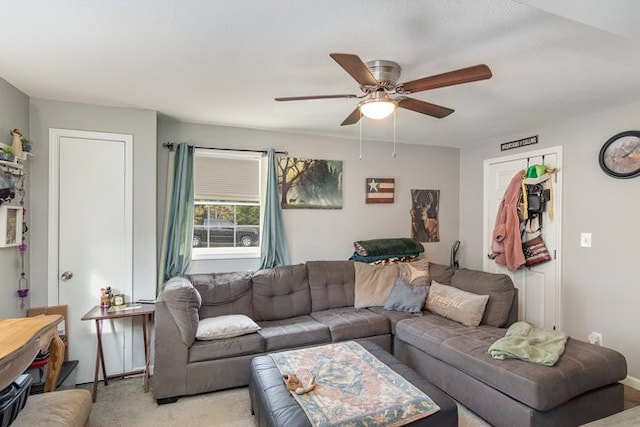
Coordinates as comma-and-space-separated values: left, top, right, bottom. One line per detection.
60, 271, 73, 281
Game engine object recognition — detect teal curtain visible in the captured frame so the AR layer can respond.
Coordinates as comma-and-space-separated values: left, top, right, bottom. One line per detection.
258, 149, 290, 269
159, 143, 194, 287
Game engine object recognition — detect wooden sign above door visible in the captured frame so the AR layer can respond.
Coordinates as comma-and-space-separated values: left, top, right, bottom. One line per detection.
500, 135, 538, 151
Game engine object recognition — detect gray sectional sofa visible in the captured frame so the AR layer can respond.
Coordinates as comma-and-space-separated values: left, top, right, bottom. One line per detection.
152, 260, 627, 427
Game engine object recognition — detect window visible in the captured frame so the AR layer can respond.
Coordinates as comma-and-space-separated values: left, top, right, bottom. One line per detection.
192, 149, 262, 259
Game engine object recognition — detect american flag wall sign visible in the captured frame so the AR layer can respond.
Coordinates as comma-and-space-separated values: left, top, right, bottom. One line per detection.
366, 178, 395, 204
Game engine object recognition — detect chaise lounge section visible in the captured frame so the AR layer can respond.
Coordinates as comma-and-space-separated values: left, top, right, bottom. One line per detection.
391, 268, 627, 427
153, 260, 627, 426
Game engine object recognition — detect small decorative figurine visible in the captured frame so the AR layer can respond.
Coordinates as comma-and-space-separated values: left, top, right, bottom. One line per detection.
100, 287, 112, 308
10, 129, 23, 158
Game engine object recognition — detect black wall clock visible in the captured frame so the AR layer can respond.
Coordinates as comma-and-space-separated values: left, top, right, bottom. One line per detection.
599, 130, 640, 179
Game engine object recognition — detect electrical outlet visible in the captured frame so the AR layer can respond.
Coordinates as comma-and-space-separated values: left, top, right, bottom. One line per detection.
588, 332, 603, 346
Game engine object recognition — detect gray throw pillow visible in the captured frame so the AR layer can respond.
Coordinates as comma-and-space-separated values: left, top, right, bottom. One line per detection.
384, 277, 428, 315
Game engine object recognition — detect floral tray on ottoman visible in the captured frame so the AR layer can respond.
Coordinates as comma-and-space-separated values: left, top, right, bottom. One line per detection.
249, 340, 457, 427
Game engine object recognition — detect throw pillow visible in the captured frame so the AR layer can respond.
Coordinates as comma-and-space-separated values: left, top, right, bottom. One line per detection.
196, 314, 260, 340
426, 281, 489, 327
384, 276, 429, 315
354, 262, 399, 308
398, 257, 430, 286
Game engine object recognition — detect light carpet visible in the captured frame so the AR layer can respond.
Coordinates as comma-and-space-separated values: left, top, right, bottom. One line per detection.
80, 376, 490, 427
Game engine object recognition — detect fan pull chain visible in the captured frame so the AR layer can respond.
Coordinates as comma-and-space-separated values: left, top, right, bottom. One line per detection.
392, 109, 397, 157
359, 118, 363, 160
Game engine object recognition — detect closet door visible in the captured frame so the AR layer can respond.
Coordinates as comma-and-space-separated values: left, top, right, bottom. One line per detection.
49, 129, 133, 383
484, 146, 562, 331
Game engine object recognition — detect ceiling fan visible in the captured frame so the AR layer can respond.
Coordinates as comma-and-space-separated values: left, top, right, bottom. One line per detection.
275, 53, 492, 126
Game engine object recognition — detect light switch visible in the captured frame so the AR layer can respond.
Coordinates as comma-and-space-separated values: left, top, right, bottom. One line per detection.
580, 232, 592, 248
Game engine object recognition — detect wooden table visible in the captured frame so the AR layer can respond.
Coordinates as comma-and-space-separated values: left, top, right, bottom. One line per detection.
81, 304, 155, 402
0, 315, 65, 392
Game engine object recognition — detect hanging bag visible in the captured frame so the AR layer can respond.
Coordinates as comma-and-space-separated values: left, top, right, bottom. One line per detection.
522, 234, 552, 267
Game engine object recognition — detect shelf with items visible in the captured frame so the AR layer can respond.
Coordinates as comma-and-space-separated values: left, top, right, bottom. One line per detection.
0, 141, 26, 176
0, 159, 24, 174
0, 142, 27, 175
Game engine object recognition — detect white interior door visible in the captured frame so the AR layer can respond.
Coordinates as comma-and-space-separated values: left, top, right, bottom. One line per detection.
483, 146, 562, 331
48, 129, 133, 384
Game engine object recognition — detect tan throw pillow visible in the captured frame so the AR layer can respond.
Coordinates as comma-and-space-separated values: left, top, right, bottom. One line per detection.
354, 262, 399, 308
398, 258, 430, 286
426, 281, 489, 327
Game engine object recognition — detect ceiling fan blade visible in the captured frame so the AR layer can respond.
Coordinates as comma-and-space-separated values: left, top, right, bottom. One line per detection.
400, 64, 492, 93
330, 53, 378, 87
397, 97, 454, 118
340, 107, 362, 126
275, 94, 358, 101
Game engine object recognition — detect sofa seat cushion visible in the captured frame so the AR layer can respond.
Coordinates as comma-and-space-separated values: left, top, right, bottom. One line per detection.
188, 331, 265, 363
395, 316, 627, 411
310, 307, 390, 341
366, 306, 416, 334
257, 315, 331, 351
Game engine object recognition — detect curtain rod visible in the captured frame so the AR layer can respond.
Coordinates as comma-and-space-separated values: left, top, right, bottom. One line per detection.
163, 142, 287, 156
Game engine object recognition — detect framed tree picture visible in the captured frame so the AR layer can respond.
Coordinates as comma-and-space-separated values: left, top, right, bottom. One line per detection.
277, 157, 343, 209
0, 205, 22, 247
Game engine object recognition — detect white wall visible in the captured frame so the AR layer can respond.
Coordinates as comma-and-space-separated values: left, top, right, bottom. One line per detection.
158, 119, 461, 272
0, 78, 29, 318
460, 100, 640, 379
28, 99, 158, 306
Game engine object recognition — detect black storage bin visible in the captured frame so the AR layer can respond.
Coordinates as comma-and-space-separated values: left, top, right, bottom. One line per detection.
0, 374, 32, 427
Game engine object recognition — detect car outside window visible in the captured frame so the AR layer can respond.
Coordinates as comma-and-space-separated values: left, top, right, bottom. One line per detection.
192, 150, 262, 259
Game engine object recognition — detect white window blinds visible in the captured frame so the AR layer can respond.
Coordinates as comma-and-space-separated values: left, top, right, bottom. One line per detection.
194, 150, 260, 202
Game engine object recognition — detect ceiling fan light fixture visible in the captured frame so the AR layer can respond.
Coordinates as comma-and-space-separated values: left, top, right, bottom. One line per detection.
359, 92, 397, 120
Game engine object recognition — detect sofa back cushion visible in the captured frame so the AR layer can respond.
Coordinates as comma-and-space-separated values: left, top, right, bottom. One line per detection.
187, 272, 253, 319
428, 262, 456, 285
307, 261, 355, 312
450, 268, 515, 327
159, 276, 202, 347
251, 264, 311, 321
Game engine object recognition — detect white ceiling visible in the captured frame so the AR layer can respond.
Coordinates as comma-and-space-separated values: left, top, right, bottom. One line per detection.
1, 0, 639, 148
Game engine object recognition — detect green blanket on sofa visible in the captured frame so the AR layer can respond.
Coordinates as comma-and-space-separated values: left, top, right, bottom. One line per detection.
488, 321, 568, 366
354, 238, 424, 257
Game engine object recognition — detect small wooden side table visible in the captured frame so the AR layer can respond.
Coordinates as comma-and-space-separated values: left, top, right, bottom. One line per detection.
81, 304, 155, 402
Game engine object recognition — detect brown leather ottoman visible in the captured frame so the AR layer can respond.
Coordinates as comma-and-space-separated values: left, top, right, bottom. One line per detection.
249, 341, 457, 427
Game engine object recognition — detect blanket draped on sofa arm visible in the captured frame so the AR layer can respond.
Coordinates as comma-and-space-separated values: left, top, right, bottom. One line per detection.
488, 321, 568, 366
